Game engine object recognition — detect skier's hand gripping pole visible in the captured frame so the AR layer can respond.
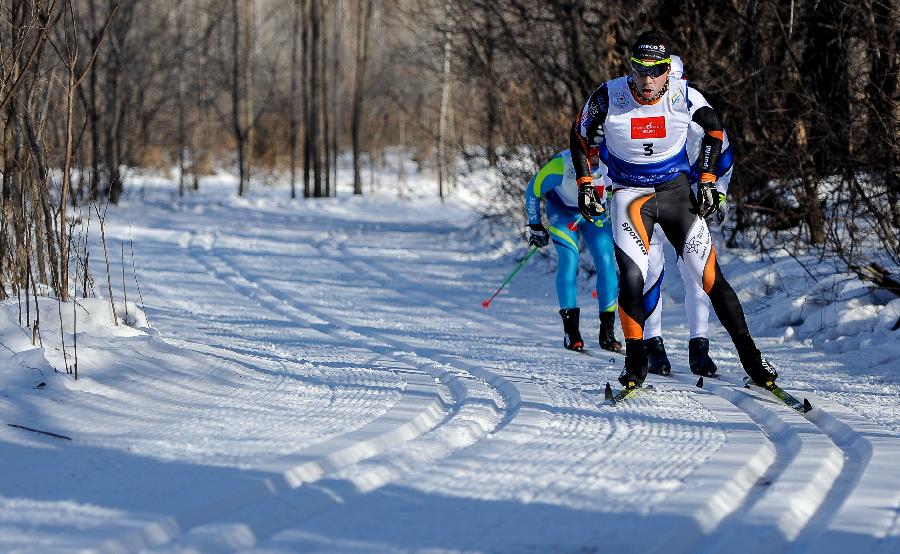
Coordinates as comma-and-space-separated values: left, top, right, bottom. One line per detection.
481, 246, 540, 308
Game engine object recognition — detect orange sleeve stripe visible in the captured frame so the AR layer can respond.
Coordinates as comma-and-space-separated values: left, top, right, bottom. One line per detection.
699, 172, 717, 183
703, 245, 717, 293
627, 194, 654, 252
577, 176, 593, 185
618, 307, 644, 340
575, 132, 589, 150
573, 128, 593, 173
706, 130, 725, 140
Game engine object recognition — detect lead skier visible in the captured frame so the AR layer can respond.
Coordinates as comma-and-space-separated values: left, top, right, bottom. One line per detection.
570, 30, 778, 388
525, 148, 622, 353
639, 54, 731, 377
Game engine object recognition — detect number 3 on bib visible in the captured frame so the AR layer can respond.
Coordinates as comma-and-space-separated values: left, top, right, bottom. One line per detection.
643, 143, 654, 156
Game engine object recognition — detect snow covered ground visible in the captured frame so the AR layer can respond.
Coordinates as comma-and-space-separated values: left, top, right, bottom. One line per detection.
1, 163, 899, 553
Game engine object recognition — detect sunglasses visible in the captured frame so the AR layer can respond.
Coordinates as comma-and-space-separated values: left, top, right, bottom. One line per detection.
631, 57, 671, 78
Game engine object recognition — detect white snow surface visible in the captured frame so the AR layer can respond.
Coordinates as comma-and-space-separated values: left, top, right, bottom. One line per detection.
0, 163, 899, 553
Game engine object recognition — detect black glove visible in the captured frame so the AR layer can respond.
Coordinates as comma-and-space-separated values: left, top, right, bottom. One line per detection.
694, 180, 718, 218
578, 185, 605, 223
528, 223, 550, 248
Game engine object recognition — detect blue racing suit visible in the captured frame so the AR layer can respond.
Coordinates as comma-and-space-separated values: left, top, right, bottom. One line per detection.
525, 149, 618, 314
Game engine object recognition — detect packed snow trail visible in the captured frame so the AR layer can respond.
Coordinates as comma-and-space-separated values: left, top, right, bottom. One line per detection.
0, 176, 898, 553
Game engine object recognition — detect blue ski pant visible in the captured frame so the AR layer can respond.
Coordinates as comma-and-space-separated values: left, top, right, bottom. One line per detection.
546, 201, 618, 314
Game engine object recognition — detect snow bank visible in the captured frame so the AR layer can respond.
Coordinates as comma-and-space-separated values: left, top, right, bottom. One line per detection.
0, 296, 149, 387
707, 245, 900, 379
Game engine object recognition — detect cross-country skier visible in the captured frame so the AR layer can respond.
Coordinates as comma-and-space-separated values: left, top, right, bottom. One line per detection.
570, 30, 778, 389
640, 54, 732, 377
525, 148, 622, 353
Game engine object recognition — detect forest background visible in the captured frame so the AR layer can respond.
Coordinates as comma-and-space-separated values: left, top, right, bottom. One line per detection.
0, 0, 897, 308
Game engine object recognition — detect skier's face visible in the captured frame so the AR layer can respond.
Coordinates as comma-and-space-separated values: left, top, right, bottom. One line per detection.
634, 68, 669, 101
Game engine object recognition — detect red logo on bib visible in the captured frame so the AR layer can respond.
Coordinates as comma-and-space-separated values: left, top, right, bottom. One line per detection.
631, 117, 666, 139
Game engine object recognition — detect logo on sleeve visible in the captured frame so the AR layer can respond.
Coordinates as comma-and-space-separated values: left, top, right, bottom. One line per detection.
630, 117, 666, 139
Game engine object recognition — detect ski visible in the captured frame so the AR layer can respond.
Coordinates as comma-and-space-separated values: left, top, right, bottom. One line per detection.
742, 376, 813, 414
603, 381, 650, 404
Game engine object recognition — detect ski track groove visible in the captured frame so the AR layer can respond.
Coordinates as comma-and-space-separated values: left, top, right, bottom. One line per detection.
661, 369, 899, 553
114, 250, 404, 453
334, 234, 822, 552
234, 238, 768, 552
209, 227, 791, 552
80, 204, 900, 553
680, 375, 843, 553
208, 244, 542, 434
93, 247, 449, 552
800, 393, 900, 552
166, 236, 598, 550
119, 242, 527, 551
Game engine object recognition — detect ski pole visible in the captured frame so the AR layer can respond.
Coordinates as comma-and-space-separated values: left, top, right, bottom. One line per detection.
482, 246, 540, 308
568, 214, 605, 231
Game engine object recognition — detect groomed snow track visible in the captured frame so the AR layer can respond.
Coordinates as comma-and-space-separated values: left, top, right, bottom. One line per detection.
71, 194, 900, 554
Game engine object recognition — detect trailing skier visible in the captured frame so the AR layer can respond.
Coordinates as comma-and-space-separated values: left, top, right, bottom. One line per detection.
525, 148, 622, 353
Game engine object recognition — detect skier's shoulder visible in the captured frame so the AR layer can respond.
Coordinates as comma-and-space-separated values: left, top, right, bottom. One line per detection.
684, 81, 719, 112
545, 149, 568, 169
581, 82, 612, 116
535, 150, 568, 181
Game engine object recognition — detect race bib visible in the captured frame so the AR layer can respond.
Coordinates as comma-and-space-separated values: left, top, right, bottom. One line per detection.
631, 117, 666, 139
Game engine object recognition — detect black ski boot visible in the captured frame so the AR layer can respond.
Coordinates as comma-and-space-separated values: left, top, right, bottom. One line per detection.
644, 336, 671, 376
618, 339, 648, 388
689, 337, 718, 377
735, 335, 778, 386
599, 312, 622, 353
560, 308, 584, 352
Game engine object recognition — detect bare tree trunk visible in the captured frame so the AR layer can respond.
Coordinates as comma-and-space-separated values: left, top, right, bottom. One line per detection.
231, 0, 247, 196
331, 0, 341, 195
60, 1, 79, 301
302, 0, 312, 197
351, 0, 372, 195
193, 0, 208, 190
484, 15, 496, 167
311, 0, 322, 197
436, 0, 452, 201
243, 0, 255, 192
87, 0, 101, 201
882, 0, 900, 229
105, 0, 125, 204
177, 0, 187, 196
289, 0, 301, 199
321, 0, 334, 197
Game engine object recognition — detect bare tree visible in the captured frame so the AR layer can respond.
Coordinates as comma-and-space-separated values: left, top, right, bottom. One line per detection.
58, 0, 120, 301
436, 0, 452, 201
230, 0, 249, 195
289, 0, 301, 199
176, 0, 188, 196
351, 0, 373, 195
